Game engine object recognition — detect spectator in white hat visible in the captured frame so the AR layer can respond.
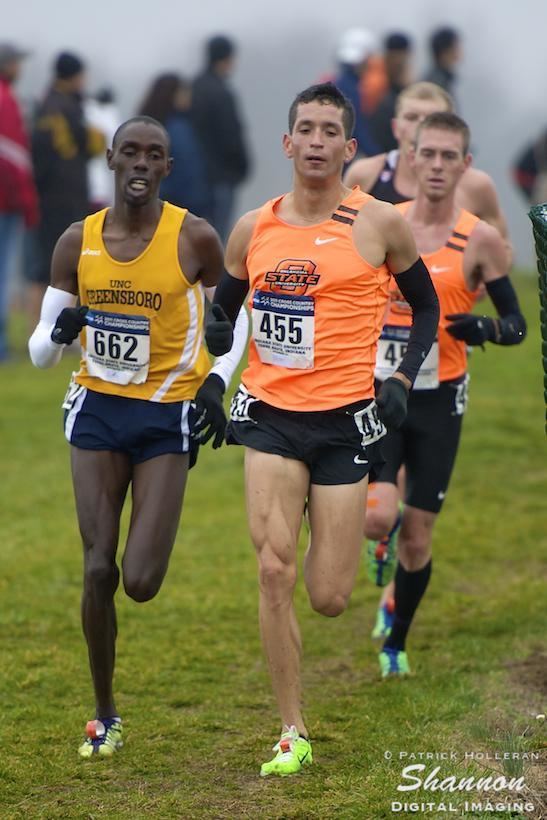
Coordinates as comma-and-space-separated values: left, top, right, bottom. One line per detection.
333, 28, 380, 156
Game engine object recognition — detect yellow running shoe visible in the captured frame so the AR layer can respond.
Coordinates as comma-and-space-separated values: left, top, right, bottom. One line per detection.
78, 718, 123, 759
260, 725, 313, 777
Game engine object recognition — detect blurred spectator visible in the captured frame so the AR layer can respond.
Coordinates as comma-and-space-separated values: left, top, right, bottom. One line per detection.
27, 51, 104, 326
333, 28, 380, 156
423, 27, 461, 107
512, 129, 547, 205
359, 52, 388, 117
84, 87, 121, 210
138, 73, 209, 216
0, 42, 38, 361
192, 35, 250, 241
370, 33, 414, 152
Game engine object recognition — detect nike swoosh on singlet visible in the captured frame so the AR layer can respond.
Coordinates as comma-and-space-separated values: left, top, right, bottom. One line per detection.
354, 454, 369, 465
430, 265, 450, 274
314, 237, 338, 245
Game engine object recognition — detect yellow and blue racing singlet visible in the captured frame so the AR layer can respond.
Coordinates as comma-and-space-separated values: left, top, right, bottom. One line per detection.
74, 202, 210, 402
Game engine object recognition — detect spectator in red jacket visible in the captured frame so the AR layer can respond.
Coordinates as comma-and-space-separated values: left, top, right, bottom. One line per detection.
0, 42, 38, 360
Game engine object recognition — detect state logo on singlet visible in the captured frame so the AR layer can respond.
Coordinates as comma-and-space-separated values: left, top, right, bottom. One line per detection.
264, 259, 320, 297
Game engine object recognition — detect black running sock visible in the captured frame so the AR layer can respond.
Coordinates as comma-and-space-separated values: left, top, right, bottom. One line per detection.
384, 560, 432, 651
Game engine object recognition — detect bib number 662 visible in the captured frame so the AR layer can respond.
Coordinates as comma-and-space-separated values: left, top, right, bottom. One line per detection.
93, 330, 138, 362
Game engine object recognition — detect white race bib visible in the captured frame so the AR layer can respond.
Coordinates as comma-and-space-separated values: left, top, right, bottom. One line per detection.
375, 324, 439, 390
351, 401, 387, 446
85, 310, 150, 385
229, 384, 259, 423
251, 290, 314, 369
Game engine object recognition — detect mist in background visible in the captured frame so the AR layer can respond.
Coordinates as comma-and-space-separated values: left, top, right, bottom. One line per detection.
10, 0, 547, 267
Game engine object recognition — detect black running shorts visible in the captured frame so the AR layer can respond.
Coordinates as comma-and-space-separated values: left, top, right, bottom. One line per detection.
375, 375, 469, 513
226, 384, 386, 486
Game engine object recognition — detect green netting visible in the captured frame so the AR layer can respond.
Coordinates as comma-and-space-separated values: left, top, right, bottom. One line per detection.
528, 204, 547, 434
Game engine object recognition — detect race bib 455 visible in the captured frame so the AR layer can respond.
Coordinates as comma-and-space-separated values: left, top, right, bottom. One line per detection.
252, 290, 314, 369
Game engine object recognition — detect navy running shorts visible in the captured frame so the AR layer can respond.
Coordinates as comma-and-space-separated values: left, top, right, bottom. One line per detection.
63, 384, 196, 465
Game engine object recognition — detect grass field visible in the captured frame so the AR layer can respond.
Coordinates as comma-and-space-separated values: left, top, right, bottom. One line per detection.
0, 272, 545, 819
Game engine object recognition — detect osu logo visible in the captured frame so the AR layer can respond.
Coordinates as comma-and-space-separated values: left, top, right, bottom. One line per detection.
265, 259, 320, 296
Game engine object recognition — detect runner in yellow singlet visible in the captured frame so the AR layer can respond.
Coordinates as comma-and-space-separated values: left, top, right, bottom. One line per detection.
28, 116, 248, 758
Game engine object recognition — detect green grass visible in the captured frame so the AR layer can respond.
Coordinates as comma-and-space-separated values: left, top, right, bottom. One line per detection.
0, 272, 545, 819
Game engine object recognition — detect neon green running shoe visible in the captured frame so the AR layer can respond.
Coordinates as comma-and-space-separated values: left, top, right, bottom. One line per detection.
371, 598, 395, 640
366, 508, 402, 587
260, 725, 313, 777
78, 717, 123, 759
379, 648, 410, 679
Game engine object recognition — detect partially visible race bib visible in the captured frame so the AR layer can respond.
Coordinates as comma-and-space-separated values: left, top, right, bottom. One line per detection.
251, 290, 314, 369
85, 310, 150, 385
351, 401, 386, 446
61, 375, 86, 410
229, 383, 259, 423
375, 324, 439, 390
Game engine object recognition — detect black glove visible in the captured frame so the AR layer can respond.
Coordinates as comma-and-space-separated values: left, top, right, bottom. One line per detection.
445, 313, 496, 346
51, 305, 88, 344
205, 304, 233, 356
376, 376, 409, 431
190, 373, 227, 449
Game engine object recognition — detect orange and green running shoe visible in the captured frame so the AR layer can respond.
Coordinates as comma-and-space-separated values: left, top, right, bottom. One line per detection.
78, 717, 123, 759
366, 508, 402, 587
371, 597, 395, 640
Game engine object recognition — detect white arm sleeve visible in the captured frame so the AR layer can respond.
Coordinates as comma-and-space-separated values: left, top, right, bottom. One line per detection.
28, 287, 78, 368
208, 306, 249, 389
204, 285, 249, 390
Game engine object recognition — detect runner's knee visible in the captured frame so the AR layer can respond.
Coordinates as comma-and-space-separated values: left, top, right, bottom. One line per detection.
258, 547, 297, 607
123, 567, 165, 603
365, 505, 398, 540
398, 531, 431, 567
309, 587, 349, 618
84, 554, 119, 598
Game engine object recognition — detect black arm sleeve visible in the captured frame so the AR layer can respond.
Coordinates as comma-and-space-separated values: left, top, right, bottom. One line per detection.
485, 276, 527, 345
393, 257, 440, 383
212, 270, 249, 326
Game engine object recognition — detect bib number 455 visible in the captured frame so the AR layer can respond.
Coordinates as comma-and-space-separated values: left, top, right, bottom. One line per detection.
259, 313, 303, 344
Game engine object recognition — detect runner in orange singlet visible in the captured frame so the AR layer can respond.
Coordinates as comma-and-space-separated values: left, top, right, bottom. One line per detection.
204, 83, 440, 776
364, 112, 526, 678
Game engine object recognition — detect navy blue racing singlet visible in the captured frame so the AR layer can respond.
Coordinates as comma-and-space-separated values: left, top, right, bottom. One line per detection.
368, 150, 410, 205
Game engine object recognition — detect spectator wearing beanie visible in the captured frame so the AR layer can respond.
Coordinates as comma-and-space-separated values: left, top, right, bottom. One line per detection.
27, 51, 104, 326
370, 32, 414, 152
191, 34, 250, 241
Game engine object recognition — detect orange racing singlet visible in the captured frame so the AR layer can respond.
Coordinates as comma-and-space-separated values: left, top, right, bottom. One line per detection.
241, 189, 391, 411
375, 204, 480, 387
